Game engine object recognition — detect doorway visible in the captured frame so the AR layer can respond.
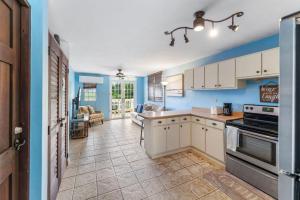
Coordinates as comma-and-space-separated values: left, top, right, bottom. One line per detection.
0, 0, 31, 199
111, 78, 136, 119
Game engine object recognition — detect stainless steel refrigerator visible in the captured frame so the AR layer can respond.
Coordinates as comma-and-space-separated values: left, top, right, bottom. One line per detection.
279, 12, 300, 200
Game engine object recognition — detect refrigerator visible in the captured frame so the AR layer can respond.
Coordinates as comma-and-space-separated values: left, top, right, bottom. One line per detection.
279, 12, 300, 200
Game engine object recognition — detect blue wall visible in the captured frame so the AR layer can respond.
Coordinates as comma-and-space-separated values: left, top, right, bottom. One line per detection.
29, 0, 48, 199
136, 77, 145, 105
69, 68, 75, 120
145, 34, 279, 111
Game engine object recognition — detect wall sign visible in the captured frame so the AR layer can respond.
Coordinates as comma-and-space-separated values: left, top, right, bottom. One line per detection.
260, 84, 279, 103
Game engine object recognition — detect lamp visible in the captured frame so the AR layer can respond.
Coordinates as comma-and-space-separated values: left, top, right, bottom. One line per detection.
161, 81, 168, 111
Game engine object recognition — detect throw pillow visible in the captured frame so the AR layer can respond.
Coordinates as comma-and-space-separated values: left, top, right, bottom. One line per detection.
87, 105, 96, 114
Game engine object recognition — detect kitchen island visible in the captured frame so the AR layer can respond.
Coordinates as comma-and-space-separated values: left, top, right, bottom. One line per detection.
139, 107, 243, 164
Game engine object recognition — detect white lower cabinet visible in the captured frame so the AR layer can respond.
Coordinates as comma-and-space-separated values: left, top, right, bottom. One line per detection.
152, 126, 166, 155
205, 127, 224, 162
180, 123, 191, 147
191, 123, 206, 152
166, 124, 180, 151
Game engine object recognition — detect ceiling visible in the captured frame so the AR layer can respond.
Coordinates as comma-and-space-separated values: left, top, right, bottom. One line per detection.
48, 0, 300, 76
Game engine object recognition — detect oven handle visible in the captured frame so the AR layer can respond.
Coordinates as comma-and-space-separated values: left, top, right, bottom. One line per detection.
237, 129, 278, 142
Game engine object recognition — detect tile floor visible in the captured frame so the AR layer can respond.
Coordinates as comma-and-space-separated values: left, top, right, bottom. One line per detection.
57, 119, 274, 200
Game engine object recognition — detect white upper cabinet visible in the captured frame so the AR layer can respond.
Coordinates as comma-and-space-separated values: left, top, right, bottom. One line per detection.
205, 63, 218, 89
193, 67, 205, 89
262, 48, 280, 76
236, 52, 262, 78
218, 59, 236, 88
184, 69, 194, 90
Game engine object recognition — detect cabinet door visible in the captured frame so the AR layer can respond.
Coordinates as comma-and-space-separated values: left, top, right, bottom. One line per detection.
184, 69, 194, 90
180, 123, 191, 148
236, 52, 262, 78
205, 127, 224, 162
152, 126, 167, 155
194, 67, 205, 89
166, 124, 180, 151
262, 48, 280, 76
191, 123, 206, 152
205, 63, 218, 89
218, 59, 236, 88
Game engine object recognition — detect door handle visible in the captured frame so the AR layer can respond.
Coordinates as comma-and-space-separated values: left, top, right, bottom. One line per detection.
15, 138, 26, 151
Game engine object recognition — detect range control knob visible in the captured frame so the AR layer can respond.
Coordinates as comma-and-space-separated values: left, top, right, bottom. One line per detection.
245, 106, 249, 110
250, 107, 254, 110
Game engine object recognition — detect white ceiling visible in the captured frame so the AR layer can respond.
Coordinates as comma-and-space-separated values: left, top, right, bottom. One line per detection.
48, 0, 300, 76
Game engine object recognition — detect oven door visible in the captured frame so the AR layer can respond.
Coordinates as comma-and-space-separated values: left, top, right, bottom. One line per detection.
226, 128, 279, 174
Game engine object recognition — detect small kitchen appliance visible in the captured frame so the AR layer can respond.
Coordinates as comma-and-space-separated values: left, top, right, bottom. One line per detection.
225, 104, 279, 199
223, 103, 232, 116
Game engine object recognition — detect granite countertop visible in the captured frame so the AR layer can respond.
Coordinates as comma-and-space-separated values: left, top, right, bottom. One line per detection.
139, 107, 243, 122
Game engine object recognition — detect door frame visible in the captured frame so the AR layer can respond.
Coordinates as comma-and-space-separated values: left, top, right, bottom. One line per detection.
18, 0, 31, 200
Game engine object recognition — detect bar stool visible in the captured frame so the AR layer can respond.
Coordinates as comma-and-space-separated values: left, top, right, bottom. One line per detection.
140, 120, 144, 146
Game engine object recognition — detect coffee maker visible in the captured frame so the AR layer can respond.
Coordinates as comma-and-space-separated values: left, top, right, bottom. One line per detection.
223, 103, 232, 116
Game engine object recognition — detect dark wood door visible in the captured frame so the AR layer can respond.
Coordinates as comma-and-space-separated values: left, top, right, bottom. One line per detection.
48, 34, 69, 200
0, 0, 30, 199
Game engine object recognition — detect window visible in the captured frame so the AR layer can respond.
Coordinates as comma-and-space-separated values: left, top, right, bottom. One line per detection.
148, 72, 163, 102
83, 88, 96, 101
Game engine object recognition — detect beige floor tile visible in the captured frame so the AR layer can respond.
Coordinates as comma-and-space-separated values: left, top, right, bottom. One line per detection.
199, 189, 232, 200
112, 156, 128, 166
73, 182, 97, 200
77, 163, 96, 175
176, 157, 195, 167
180, 178, 217, 198
110, 151, 124, 159
148, 191, 173, 200
59, 177, 75, 191
163, 160, 183, 172
75, 172, 97, 187
98, 189, 123, 200
56, 189, 73, 200
63, 167, 77, 178
114, 164, 133, 175
141, 177, 165, 197
78, 156, 95, 166
121, 183, 147, 200
95, 160, 113, 170
97, 176, 120, 195
168, 185, 198, 200
117, 172, 138, 188
186, 162, 214, 177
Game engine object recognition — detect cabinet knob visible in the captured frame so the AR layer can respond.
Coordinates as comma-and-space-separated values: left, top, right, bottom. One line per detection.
212, 123, 217, 126
202, 127, 204, 130
196, 119, 200, 122
171, 119, 175, 122
264, 69, 267, 72
158, 121, 162, 124
256, 70, 260, 74
168, 127, 170, 130
206, 128, 208, 131
202, 85, 205, 88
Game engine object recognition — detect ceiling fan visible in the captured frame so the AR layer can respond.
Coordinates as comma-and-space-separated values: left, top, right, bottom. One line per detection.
115, 69, 126, 79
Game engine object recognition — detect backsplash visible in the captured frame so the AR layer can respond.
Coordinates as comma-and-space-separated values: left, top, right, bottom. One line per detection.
144, 34, 280, 112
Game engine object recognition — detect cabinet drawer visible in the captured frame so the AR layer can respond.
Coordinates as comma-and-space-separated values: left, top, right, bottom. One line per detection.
180, 116, 191, 122
151, 119, 166, 126
166, 117, 180, 124
206, 119, 224, 130
192, 116, 206, 124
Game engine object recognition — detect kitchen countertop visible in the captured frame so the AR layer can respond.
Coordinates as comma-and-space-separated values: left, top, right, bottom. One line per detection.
139, 107, 243, 123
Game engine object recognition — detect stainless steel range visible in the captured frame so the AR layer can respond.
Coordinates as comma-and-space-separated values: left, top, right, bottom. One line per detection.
225, 104, 279, 199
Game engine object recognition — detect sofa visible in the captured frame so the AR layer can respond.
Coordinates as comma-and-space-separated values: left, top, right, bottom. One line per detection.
77, 105, 104, 127
130, 103, 163, 126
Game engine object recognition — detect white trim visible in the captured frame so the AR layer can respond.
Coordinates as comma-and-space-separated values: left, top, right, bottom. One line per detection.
109, 77, 112, 120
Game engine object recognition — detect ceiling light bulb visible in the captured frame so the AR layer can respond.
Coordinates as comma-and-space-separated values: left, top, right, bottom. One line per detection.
194, 25, 204, 32
209, 28, 218, 37
193, 17, 205, 32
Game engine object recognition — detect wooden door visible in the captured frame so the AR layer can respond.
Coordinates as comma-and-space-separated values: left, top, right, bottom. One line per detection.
0, 0, 30, 199
236, 52, 262, 78
48, 34, 69, 200
262, 48, 280, 76
218, 59, 236, 88
48, 34, 61, 200
205, 63, 218, 89
184, 69, 194, 89
193, 67, 205, 89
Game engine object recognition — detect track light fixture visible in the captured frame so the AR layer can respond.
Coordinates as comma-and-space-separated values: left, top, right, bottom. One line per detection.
184, 28, 189, 43
165, 10, 244, 46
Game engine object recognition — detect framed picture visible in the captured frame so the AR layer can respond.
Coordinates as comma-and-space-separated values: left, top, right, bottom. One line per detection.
260, 84, 279, 103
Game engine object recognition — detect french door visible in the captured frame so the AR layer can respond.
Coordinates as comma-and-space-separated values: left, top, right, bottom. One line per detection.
48, 33, 69, 200
111, 78, 135, 119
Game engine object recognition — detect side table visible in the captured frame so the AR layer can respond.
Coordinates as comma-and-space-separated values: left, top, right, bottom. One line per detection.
70, 116, 89, 139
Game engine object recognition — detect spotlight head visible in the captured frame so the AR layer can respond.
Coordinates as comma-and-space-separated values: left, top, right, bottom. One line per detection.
228, 24, 239, 32
184, 34, 189, 43
170, 37, 175, 47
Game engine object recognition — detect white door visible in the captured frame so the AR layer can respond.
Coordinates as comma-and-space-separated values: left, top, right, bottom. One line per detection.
180, 123, 191, 147
184, 69, 194, 90
205, 63, 218, 89
205, 127, 224, 162
193, 67, 205, 89
262, 48, 280, 76
218, 59, 236, 88
166, 124, 180, 151
152, 126, 167, 155
191, 123, 206, 151
236, 52, 262, 78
